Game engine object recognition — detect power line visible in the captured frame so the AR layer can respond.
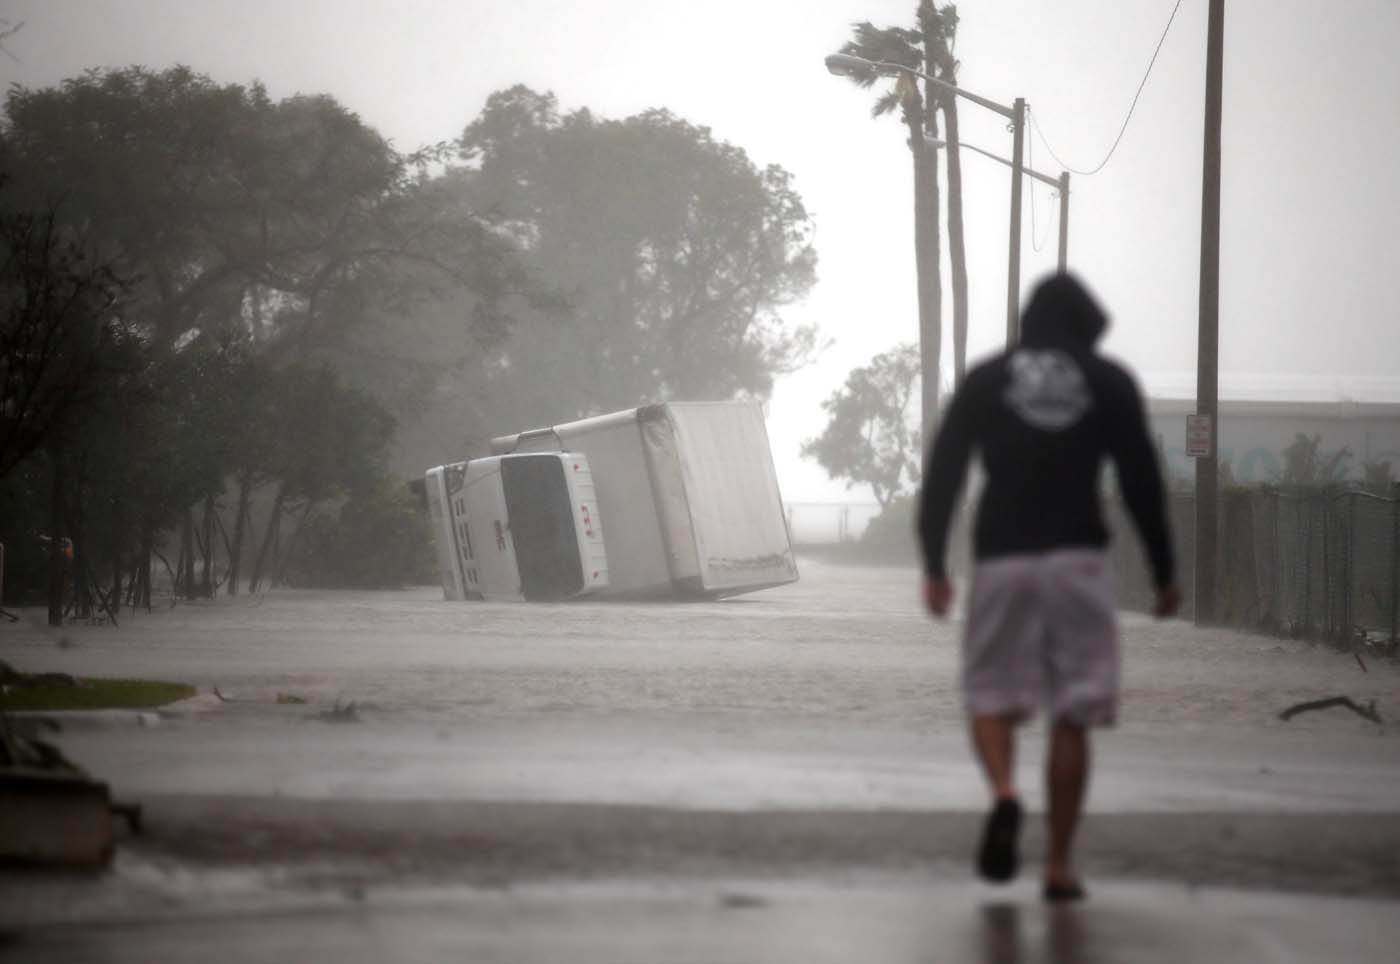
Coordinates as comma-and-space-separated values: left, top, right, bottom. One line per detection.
1029, 0, 1185, 177
1027, 125, 1057, 253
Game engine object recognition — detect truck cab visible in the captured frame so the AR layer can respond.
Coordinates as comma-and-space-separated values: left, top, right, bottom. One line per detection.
425, 453, 608, 602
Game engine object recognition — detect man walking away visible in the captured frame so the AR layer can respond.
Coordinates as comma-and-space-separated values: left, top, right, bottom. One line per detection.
917, 273, 1181, 902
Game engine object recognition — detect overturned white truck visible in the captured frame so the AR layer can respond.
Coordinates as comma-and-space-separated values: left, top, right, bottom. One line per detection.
425, 401, 798, 602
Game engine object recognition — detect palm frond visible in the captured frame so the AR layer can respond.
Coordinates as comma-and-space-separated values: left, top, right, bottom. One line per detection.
843, 22, 920, 69
872, 91, 902, 118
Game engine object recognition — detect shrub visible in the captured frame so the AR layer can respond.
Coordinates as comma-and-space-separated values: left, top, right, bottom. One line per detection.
284, 478, 434, 589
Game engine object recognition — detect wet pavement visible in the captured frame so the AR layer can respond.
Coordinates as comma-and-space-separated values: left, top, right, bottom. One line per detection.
2, 557, 1398, 960
7, 877, 1398, 963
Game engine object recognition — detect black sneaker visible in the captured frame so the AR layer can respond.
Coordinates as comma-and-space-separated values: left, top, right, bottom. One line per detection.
1043, 880, 1087, 903
976, 798, 1022, 883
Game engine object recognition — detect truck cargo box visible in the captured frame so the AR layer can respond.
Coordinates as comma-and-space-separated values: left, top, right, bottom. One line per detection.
491, 401, 797, 598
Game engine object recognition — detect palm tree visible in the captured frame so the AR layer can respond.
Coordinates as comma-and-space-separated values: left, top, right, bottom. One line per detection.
836, 15, 943, 440
925, 4, 970, 388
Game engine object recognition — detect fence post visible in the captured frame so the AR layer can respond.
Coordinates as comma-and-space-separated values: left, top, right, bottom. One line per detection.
1347, 491, 1357, 644
1301, 496, 1312, 638
1322, 494, 1331, 641
1273, 489, 1281, 632
1391, 482, 1399, 646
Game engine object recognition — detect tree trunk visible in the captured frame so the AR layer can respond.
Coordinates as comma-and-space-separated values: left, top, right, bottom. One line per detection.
180, 509, 195, 597
110, 555, 122, 614
139, 528, 153, 611
46, 451, 66, 627
248, 483, 284, 594
71, 531, 88, 622
941, 89, 969, 388
276, 500, 317, 587
908, 105, 942, 446
110, 500, 125, 614
226, 469, 254, 596
200, 494, 216, 597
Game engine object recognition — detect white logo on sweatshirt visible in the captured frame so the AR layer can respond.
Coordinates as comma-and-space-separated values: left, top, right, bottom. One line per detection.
1004, 349, 1091, 430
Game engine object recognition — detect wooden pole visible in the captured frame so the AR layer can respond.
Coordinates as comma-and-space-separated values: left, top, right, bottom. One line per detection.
1057, 172, 1070, 272
1194, 0, 1225, 626
1006, 98, 1026, 344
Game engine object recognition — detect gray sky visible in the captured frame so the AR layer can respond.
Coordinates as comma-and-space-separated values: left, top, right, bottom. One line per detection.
4, 0, 1398, 501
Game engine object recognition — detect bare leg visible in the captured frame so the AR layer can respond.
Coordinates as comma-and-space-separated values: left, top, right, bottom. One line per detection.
971, 713, 1022, 882
1045, 720, 1089, 888
970, 714, 1018, 800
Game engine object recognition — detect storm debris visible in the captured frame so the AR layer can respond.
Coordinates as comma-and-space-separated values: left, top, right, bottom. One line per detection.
1278, 696, 1382, 724
719, 892, 770, 909
312, 700, 362, 724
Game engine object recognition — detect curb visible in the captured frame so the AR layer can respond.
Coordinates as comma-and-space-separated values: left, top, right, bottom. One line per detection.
4, 690, 222, 731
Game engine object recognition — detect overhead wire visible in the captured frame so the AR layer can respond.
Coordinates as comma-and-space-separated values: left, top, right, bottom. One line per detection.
1028, 0, 1185, 177
1027, 121, 1056, 253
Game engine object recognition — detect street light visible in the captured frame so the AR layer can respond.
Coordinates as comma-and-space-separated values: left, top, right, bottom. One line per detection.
924, 136, 1070, 273
826, 52, 1027, 345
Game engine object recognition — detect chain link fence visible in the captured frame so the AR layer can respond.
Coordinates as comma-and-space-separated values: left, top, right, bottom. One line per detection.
784, 502, 881, 546
1109, 484, 1400, 650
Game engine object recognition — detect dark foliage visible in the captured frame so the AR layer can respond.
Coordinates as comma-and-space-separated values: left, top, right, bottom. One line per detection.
282, 479, 434, 589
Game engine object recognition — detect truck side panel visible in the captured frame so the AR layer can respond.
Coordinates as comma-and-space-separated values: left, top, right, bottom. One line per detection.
424, 465, 464, 600
638, 410, 703, 591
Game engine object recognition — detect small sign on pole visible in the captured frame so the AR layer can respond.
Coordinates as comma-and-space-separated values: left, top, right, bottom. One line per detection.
1186, 414, 1213, 458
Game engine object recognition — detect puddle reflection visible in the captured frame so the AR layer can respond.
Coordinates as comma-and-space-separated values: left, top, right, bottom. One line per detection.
977, 902, 1096, 964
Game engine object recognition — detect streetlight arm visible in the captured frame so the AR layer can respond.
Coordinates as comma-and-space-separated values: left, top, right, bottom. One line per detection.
825, 53, 1015, 119
929, 137, 1063, 190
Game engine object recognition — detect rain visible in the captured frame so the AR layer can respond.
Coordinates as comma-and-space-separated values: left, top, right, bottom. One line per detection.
2, 2, 1398, 960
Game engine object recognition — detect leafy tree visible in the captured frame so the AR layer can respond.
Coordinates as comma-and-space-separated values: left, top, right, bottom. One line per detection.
0, 203, 138, 624
1281, 433, 1351, 485
243, 365, 395, 594
5, 67, 540, 360
802, 344, 921, 508
282, 477, 433, 589
1361, 458, 1394, 496
1, 66, 542, 601
0, 204, 131, 480
454, 86, 818, 430
3, 67, 263, 347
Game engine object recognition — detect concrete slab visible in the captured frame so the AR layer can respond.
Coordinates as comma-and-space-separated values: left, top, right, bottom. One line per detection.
0, 770, 113, 866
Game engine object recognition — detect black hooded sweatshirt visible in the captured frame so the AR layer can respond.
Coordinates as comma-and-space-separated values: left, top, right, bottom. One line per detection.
917, 274, 1175, 588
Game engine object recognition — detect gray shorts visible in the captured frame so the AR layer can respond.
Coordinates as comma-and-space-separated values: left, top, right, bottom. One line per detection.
962, 548, 1119, 726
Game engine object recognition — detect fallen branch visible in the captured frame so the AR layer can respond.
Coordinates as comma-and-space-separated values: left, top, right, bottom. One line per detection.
311, 700, 361, 724
1278, 696, 1382, 724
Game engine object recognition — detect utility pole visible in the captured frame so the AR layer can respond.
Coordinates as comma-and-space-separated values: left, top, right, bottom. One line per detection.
1006, 97, 1026, 344
1057, 171, 1070, 273
1194, 0, 1225, 625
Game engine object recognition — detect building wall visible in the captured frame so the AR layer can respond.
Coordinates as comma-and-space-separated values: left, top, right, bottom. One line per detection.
1147, 399, 1400, 485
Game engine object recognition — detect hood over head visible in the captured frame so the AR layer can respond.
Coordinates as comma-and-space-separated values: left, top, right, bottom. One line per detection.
1020, 273, 1109, 348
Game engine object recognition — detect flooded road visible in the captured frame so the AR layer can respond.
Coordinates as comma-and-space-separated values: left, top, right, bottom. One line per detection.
2, 557, 1397, 959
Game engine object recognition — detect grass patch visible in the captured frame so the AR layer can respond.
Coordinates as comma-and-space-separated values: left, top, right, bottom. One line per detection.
0, 678, 196, 712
